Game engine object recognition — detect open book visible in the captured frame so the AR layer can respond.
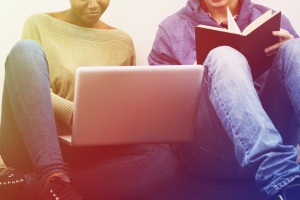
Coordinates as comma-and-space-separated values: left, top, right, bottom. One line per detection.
195, 8, 281, 79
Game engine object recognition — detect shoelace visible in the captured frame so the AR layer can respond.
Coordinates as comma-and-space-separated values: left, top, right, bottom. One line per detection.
48, 177, 82, 200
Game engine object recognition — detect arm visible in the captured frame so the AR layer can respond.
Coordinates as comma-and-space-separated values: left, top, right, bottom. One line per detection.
148, 26, 180, 65
51, 89, 74, 126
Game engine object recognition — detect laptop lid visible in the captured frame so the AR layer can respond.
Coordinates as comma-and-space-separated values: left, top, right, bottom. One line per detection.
66, 65, 203, 146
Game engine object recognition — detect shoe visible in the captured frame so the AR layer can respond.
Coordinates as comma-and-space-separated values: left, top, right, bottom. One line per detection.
42, 175, 83, 200
0, 167, 28, 200
271, 179, 300, 200
0, 167, 26, 189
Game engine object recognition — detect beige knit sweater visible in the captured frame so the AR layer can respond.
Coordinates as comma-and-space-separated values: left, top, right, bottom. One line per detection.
22, 13, 136, 128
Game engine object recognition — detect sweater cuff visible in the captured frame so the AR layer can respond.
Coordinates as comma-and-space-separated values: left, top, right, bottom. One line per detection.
51, 92, 74, 126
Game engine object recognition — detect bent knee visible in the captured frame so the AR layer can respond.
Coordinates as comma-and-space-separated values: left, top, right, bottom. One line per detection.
6, 40, 48, 73
9, 40, 43, 58
204, 46, 250, 77
210, 46, 239, 56
207, 46, 246, 64
278, 38, 300, 56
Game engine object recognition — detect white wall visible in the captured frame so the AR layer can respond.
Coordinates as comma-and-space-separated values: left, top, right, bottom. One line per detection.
0, 0, 299, 118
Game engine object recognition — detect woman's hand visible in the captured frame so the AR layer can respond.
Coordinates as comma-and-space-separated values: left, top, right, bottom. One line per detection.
264, 29, 294, 57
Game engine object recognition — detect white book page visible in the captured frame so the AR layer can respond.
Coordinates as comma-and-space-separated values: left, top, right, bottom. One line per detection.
197, 24, 241, 35
242, 10, 273, 35
227, 7, 242, 34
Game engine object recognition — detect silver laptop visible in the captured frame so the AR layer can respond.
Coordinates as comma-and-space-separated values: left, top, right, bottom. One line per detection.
59, 65, 204, 146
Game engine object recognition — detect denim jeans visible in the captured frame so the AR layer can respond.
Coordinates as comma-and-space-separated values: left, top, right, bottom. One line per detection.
177, 39, 300, 197
0, 40, 177, 199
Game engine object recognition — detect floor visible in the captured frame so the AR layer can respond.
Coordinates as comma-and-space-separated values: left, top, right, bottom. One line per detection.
0, 165, 268, 200
1, 146, 299, 200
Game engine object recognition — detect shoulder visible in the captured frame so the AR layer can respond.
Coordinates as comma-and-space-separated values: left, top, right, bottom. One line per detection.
159, 12, 183, 29
250, 3, 298, 38
250, 3, 289, 23
110, 29, 134, 46
105, 29, 136, 53
23, 13, 52, 34
23, 13, 48, 27
155, 9, 196, 46
22, 13, 49, 41
251, 3, 273, 14
158, 10, 191, 35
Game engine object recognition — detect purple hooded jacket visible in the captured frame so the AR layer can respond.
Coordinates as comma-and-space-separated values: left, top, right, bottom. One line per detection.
148, 0, 299, 89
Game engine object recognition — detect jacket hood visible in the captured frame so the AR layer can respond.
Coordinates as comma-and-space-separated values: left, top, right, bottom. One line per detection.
177, 0, 253, 28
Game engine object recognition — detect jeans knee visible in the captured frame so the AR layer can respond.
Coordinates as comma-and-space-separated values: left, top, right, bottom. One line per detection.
278, 38, 300, 58
280, 38, 300, 50
274, 39, 300, 74
6, 40, 48, 75
8, 40, 43, 59
210, 46, 239, 56
204, 46, 251, 79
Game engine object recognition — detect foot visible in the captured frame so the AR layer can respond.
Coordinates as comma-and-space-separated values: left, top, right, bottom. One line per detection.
0, 167, 26, 188
42, 175, 83, 200
0, 167, 28, 199
271, 179, 300, 200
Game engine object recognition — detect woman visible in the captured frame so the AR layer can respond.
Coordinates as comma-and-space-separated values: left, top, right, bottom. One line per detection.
149, 0, 300, 199
0, 0, 177, 199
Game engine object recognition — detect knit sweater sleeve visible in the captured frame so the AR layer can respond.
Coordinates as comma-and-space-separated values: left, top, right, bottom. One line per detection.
50, 89, 74, 126
22, 14, 74, 126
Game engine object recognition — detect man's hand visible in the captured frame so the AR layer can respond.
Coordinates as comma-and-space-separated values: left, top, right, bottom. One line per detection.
265, 29, 294, 57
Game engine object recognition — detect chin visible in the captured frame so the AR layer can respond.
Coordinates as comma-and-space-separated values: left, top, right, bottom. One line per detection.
207, 0, 229, 8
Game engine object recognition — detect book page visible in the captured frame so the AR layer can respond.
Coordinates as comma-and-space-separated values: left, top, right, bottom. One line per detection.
197, 24, 241, 35
227, 7, 241, 34
242, 10, 274, 35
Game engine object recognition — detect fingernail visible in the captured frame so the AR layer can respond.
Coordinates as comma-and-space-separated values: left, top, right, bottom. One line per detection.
265, 49, 269, 53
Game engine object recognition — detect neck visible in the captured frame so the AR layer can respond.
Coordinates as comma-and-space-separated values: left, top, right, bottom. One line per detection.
65, 9, 94, 28
204, 0, 240, 24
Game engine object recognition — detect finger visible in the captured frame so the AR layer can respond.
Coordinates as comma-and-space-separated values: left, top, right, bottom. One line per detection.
265, 42, 283, 53
273, 31, 293, 39
266, 50, 278, 57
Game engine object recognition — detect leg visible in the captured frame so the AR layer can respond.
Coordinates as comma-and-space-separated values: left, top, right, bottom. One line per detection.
0, 40, 68, 184
27, 143, 177, 199
259, 39, 300, 146
177, 68, 254, 180
178, 45, 300, 196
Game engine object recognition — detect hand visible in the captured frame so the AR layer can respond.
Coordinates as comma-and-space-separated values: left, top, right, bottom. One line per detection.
264, 29, 294, 57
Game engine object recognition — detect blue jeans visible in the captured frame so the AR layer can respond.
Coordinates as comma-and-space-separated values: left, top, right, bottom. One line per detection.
177, 39, 300, 197
0, 40, 177, 199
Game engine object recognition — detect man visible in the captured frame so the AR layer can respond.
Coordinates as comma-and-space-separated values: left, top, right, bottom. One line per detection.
149, 0, 300, 199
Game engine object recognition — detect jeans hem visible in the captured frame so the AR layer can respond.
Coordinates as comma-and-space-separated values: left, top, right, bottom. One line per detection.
268, 175, 300, 196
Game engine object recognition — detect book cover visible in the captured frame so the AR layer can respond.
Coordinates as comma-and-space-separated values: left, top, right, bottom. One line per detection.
196, 10, 281, 79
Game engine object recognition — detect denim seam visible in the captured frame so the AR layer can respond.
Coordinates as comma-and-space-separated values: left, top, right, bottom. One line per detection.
206, 64, 249, 161
7, 57, 47, 180
282, 69, 300, 129
270, 63, 300, 135
69, 144, 154, 179
281, 44, 300, 147
269, 175, 300, 195
181, 146, 239, 163
7, 57, 67, 183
